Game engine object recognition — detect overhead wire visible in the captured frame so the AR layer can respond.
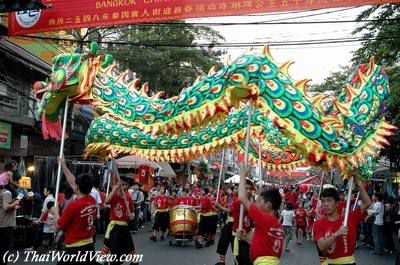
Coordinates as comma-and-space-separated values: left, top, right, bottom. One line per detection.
15, 34, 400, 48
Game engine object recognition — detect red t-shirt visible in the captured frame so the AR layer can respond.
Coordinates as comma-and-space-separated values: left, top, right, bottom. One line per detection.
230, 197, 251, 232
312, 196, 319, 209
313, 208, 364, 259
192, 195, 200, 206
154, 195, 169, 209
248, 203, 284, 261
177, 196, 195, 206
109, 191, 134, 222
57, 195, 97, 245
285, 191, 297, 208
337, 200, 345, 216
200, 195, 213, 213
169, 197, 179, 207
295, 208, 307, 227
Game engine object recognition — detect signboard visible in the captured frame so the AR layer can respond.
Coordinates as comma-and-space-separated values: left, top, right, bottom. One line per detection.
0, 121, 12, 150
8, 0, 400, 35
20, 135, 28, 149
19, 176, 32, 189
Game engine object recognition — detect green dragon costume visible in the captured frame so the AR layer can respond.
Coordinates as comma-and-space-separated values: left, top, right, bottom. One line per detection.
33, 43, 395, 179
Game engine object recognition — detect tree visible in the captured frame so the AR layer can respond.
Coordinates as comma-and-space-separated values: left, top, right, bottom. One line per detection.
105, 22, 225, 96
55, 22, 224, 97
309, 66, 352, 94
352, 4, 400, 170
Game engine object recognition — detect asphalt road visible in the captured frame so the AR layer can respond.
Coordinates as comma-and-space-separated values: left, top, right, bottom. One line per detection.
11, 223, 396, 265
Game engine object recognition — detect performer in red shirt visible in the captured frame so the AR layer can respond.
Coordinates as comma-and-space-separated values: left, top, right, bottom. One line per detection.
214, 185, 238, 265
230, 180, 254, 265
101, 176, 137, 265
150, 186, 169, 241
195, 188, 213, 248
306, 206, 316, 241
295, 202, 307, 245
313, 171, 371, 265
176, 189, 195, 206
285, 186, 298, 208
238, 167, 283, 265
53, 158, 97, 265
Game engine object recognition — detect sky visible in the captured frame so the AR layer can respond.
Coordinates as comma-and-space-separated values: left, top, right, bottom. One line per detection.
187, 6, 369, 84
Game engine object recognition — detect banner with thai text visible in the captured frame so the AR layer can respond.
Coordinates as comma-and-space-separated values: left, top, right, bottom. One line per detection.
8, 0, 400, 35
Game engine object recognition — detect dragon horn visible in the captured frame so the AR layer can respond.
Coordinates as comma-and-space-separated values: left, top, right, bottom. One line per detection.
89, 42, 98, 56
224, 55, 232, 66
262, 45, 274, 61
101, 54, 113, 68
279, 61, 294, 76
367, 56, 375, 76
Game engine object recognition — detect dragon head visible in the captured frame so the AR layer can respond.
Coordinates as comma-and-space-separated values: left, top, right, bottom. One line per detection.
33, 42, 113, 120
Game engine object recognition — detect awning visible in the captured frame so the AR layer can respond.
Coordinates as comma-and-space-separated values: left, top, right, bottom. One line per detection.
116, 155, 161, 169
158, 162, 176, 178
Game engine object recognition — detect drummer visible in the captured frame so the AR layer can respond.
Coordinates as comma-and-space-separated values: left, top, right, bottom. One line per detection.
215, 185, 238, 265
175, 189, 196, 206
169, 190, 179, 208
209, 192, 219, 245
150, 186, 169, 242
231, 179, 254, 265
195, 187, 216, 249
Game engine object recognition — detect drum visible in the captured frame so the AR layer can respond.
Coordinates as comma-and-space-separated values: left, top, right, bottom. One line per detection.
169, 205, 197, 235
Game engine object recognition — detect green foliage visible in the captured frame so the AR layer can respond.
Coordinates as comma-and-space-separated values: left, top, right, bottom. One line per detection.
352, 4, 400, 169
309, 66, 351, 94
352, 5, 400, 66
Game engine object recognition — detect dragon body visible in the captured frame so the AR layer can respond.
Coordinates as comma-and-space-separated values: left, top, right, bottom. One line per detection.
33, 43, 395, 179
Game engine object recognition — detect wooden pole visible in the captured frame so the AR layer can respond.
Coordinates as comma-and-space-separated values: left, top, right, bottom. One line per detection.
239, 99, 252, 231
344, 176, 354, 227
317, 170, 325, 215
258, 142, 263, 190
216, 149, 225, 203
54, 97, 69, 208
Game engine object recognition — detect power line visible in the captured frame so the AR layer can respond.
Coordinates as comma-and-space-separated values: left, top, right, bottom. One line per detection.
98, 17, 399, 27
16, 34, 400, 48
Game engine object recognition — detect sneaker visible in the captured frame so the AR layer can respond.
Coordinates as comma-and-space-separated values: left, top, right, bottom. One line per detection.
160, 235, 165, 241
210, 240, 215, 245
205, 241, 210, 247
132, 231, 137, 234
371, 251, 383, 255
150, 235, 157, 242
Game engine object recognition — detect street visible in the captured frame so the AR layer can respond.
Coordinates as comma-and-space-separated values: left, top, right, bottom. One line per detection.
12, 223, 396, 265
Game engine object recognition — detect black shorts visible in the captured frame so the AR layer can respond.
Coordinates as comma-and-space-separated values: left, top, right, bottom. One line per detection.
104, 224, 135, 257
153, 211, 169, 232
198, 214, 218, 236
